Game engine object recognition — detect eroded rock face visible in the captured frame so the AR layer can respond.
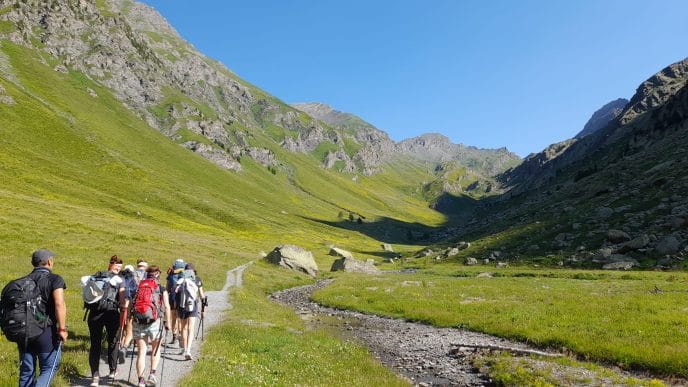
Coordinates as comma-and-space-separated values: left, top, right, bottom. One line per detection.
265, 245, 318, 277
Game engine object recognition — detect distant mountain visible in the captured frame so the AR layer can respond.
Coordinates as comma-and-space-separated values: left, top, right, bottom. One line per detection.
575, 98, 628, 139
292, 102, 379, 133
454, 57, 688, 269
397, 133, 521, 176
500, 58, 688, 193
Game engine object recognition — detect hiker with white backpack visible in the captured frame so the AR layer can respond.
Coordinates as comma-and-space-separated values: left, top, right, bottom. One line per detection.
132, 265, 171, 387
81, 255, 126, 387
1, 249, 68, 387
174, 262, 205, 360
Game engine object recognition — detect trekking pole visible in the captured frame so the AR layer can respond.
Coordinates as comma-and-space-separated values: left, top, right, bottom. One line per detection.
127, 340, 136, 384
46, 341, 63, 385
159, 327, 168, 387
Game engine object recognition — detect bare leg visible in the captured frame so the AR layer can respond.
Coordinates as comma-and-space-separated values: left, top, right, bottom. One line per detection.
150, 338, 162, 371
180, 317, 189, 352
186, 316, 196, 353
123, 317, 134, 347
136, 338, 147, 378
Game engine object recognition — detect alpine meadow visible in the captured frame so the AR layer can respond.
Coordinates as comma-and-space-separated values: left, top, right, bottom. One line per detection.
1, 1, 688, 386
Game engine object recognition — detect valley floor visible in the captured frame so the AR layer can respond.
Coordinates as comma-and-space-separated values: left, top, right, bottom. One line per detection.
273, 280, 678, 386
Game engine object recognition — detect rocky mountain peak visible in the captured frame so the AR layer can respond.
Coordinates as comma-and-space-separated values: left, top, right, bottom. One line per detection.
618, 58, 688, 125
575, 98, 628, 139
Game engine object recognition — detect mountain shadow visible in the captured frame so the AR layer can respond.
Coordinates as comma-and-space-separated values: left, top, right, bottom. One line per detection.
302, 192, 481, 246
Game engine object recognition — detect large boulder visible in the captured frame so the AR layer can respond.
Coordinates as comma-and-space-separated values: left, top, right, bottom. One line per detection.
656, 236, 681, 255
329, 246, 354, 259
331, 257, 380, 274
607, 230, 631, 244
266, 245, 318, 277
618, 234, 650, 253
464, 257, 478, 266
381, 243, 394, 252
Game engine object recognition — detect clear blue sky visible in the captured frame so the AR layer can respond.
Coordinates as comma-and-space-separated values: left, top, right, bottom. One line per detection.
140, 0, 687, 157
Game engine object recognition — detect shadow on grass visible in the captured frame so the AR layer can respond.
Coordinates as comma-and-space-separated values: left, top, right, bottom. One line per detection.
302, 193, 482, 246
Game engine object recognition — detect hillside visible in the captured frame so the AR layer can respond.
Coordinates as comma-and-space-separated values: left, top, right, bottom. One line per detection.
437, 58, 688, 269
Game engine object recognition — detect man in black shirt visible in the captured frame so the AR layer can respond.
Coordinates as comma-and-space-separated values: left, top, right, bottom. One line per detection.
18, 249, 68, 387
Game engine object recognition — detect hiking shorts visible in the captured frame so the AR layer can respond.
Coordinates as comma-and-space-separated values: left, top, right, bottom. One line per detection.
133, 319, 163, 342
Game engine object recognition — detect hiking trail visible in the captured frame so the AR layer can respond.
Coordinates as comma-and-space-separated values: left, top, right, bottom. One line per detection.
71, 263, 251, 387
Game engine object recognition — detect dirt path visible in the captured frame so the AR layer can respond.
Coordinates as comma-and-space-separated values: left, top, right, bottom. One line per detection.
71, 263, 251, 387
272, 280, 667, 387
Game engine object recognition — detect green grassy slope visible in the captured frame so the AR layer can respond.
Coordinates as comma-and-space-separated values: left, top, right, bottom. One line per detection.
0, 41, 443, 384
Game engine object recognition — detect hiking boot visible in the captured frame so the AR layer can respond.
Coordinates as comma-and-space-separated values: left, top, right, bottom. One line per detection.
89, 376, 99, 387
137, 376, 146, 387
147, 373, 158, 386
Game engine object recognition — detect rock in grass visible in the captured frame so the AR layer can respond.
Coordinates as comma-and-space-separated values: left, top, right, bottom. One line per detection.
331, 257, 379, 274
602, 260, 637, 270
464, 257, 478, 266
382, 243, 394, 252
266, 245, 318, 277
607, 229, 631, 243
329, 246, 354, 259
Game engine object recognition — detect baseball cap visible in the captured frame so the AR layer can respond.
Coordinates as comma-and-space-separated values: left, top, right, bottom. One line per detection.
31, 249, 55, 267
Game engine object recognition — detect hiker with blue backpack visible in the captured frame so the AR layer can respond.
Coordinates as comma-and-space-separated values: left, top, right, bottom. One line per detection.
81, 255, 126, 387
1, 249, 68, 387
132, 265, 171, 387
174, 262, 206, 360
165, 259, 185, 345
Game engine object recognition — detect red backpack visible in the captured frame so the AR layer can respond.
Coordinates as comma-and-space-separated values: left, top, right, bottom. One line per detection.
133, 278, 161, 324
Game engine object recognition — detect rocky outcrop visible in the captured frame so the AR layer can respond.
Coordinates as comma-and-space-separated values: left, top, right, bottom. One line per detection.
265, 245, 318, 277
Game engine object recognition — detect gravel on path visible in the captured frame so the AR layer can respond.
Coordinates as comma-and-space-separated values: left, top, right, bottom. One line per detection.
70, 263, 251, 387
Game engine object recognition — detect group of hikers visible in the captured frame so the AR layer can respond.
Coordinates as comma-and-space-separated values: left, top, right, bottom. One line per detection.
0, 249, 208, 387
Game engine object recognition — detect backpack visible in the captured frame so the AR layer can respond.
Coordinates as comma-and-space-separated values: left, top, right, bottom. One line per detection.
133, 278, 162, 324
123, 274, 138, 301
175, 274, 198, 313
0, 273, 50, 347
82, 271, 119, 312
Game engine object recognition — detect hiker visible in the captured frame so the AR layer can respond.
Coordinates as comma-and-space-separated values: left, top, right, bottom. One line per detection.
82, 255, 126, 387
132, 265, 171, 387
165, 258, 185, 345
1, 249, 68, 387
122, 259, 148, 349
175, 262, 206, 360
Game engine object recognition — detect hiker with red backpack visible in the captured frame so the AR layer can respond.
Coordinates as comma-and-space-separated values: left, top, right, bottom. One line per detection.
174, 262, 205, 360
81, 255, 126, 387
133, 265, 171, 387
1, 249, 68, 387
121, 259, 148, 349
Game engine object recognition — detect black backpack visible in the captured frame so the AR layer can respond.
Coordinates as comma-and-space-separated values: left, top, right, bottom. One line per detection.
0, 273, 50, 347
83, 271, 119, 312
